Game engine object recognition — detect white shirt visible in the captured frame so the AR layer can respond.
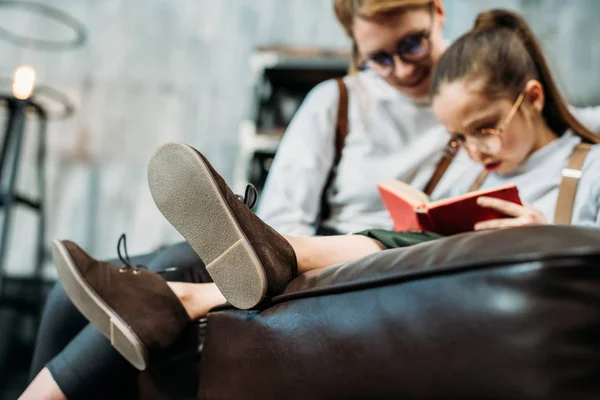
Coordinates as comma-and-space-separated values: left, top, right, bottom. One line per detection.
257, 71, 462, 235
438, 129, 600, 226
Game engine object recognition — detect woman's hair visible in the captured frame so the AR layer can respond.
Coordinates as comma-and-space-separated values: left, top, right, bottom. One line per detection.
430, 9, 600, 143
333, 0, 433, 72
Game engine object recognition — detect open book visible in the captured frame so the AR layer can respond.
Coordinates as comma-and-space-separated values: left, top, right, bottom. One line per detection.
378, 180, 522, 235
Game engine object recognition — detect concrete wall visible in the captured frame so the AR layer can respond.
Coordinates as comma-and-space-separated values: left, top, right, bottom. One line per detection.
2, 0, 599, 277
445, 0, 600, 105
1, 0, 350, 276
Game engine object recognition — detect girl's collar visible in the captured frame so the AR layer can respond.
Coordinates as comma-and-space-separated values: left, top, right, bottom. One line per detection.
499, 131, 579, 177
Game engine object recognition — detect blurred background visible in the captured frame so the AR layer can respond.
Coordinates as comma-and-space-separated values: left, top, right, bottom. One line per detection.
0, 0, 599, 397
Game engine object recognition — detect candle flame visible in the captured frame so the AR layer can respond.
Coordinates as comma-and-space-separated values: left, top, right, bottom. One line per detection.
13, 65, 36, 100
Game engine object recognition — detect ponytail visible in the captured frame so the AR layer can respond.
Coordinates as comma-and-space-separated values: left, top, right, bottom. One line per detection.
431, 9, 600, 144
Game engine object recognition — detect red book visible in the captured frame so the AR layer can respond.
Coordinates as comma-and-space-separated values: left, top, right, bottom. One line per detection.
377, 180, 522, 235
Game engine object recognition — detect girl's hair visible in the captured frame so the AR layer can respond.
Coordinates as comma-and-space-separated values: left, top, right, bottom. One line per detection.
333, 0, 433, 72
430, 9, 600, 143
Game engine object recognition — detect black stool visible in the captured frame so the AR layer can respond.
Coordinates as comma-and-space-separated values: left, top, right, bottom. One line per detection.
0, 97, 47, 308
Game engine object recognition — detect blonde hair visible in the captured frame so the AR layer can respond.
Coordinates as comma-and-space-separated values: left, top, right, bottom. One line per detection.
333, 0, 433, 71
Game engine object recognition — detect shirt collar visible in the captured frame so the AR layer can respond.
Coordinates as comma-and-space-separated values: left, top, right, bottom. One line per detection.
357, 70, 410, 103
503, 131, 580, 177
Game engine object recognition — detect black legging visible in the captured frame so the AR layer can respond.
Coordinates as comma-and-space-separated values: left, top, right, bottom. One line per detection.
28, 241, 209, 399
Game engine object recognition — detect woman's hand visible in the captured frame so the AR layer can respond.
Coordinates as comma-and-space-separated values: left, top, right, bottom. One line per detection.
474, 196, 547, 230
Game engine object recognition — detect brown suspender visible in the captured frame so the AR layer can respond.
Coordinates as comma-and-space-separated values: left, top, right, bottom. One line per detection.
467, 142, 592, 224
318, 78, 349, 223
468, 170, 489, 192
554, 142, 592, 224
423, 139, 459, 196
333, 78, 349, 154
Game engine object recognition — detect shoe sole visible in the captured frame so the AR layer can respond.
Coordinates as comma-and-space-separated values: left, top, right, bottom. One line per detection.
52, 240, 149, 370
148, 142, 267, 309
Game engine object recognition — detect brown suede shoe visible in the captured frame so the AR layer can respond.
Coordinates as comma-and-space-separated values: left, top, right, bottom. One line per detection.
148, 142, 297, 309
51, 240, 191, 370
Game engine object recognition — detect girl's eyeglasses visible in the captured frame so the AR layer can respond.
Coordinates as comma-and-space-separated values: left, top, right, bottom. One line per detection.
451, 91, 526, 156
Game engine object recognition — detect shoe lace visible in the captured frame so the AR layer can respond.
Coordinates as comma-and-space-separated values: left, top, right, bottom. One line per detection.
236, 183, 258, 210
117, 233, 147, 273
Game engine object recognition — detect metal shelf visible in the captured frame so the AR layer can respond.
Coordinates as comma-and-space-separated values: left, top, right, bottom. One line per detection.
235, 46, 349, 194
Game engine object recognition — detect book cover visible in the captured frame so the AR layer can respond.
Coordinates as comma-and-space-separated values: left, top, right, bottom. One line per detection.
377, 180, 522, 235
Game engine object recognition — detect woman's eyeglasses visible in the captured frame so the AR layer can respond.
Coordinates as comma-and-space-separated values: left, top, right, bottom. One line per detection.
359, 4, 434, 78
361, 33, 431, 78
451, 91, 526, 156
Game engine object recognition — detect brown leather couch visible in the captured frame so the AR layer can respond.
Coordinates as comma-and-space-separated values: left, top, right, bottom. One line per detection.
146, 225, 600, 399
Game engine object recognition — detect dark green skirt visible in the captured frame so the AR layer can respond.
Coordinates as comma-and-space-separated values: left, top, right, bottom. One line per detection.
355, 229, 443, 249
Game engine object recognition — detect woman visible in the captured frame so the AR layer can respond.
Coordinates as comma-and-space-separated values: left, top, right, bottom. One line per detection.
258, 0, 453, 236
23, 1, 457, 399
39, 8, 600, 388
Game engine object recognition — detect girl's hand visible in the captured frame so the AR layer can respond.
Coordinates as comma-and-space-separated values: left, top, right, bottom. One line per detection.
474, 196, 547, 230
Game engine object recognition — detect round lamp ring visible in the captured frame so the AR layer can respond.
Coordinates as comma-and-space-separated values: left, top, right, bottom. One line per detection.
0, 0, 87, 51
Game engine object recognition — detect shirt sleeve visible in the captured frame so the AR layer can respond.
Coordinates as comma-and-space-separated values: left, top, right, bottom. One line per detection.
256, 79, 339, 236
570, 105, 600, 132
568, 107, 600, 225
574, 179, 600, 227
573, 146, 600, 227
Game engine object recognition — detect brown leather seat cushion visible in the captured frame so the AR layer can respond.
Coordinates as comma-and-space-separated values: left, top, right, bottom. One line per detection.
197, 225, 600, 399
285, 225, 600, 294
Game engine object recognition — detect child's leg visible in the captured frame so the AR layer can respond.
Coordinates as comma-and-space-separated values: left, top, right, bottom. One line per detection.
285, 234, 386, 274
170, 234, 386, 319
